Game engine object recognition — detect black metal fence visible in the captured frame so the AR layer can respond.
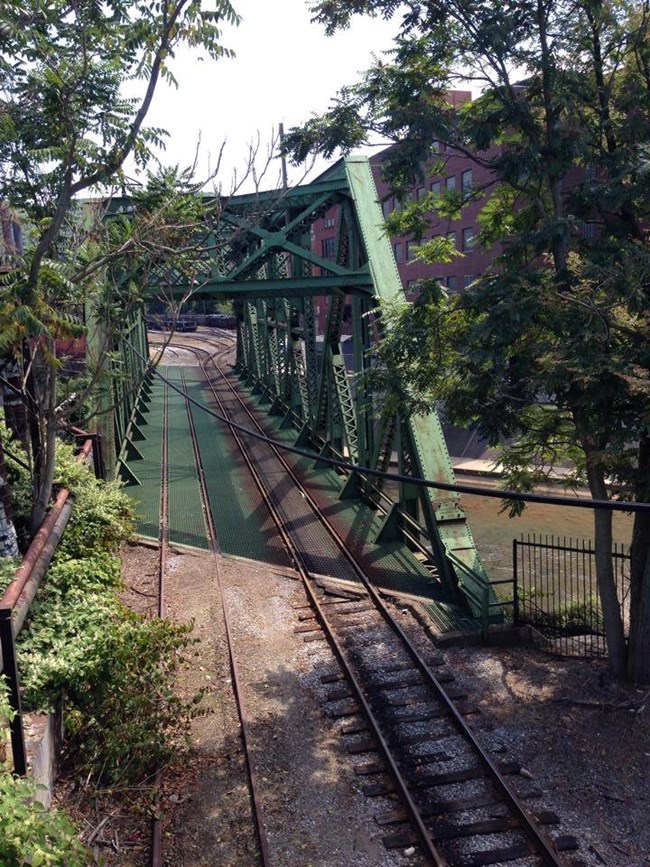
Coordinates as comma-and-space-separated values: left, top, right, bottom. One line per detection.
513, 534, 630, 658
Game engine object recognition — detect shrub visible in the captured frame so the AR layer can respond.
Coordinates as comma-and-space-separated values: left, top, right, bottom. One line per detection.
53, 442, 135, 557
17, 444, 202, 786
64, 612, 201, 784
0, 417, 33, 549
0, 679, 88, 866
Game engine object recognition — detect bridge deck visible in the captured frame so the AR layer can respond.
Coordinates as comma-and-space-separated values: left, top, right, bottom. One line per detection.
123, 357, 479, 635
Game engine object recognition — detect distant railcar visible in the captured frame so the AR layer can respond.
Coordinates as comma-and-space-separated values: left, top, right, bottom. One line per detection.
206, 313, 237, 329
147, 316, 197, 332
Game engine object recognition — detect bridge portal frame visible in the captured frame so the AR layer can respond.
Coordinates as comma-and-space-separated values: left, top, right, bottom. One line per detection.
157, 155, 497, 625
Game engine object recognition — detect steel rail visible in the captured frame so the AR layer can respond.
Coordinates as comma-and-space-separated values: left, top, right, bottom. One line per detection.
151, 375, 170, 867
184, 344, 447, 865
141, 332, 650, 514
191, 342, 568, 867
177, 364, 273, 867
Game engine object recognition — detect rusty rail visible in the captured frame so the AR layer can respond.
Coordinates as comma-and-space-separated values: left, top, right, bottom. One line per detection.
0, 439, 93, 775
193, 342, 569, 867
151, 378, 169, 867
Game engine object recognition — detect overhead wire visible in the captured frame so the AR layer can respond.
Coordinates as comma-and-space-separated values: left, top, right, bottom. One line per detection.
132, 339, 650, 514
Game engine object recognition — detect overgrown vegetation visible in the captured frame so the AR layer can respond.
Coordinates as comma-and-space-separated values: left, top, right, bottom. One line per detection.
17, 443, 202, 787
520, 587, 604, 634
0, 679, 87, 866
286, 0, 650, 683
0, 418, 34, 551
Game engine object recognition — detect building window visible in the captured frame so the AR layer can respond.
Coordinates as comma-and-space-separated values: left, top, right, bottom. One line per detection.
406, 240, 418, 261
462, 227, 474, 251
446, 176, 456, 192
461, 169, 473, 196
446, 275, 458, 291
417, 186, 427, 201
464, 274, 475, 288
322, 237, 336, 260
394, 242, 404, 263
324, 216, 336, 229
581, 222, 598, 240
447, 231, 457, 249
382, 198, 393, 217
430, 181, 440, 197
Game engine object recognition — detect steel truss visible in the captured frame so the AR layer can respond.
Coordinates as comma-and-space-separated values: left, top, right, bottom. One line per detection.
87, 299, 152, 481
122, 156, 497, 623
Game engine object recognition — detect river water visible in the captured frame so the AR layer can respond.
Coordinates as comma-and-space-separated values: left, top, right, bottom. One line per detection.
458, 482, 634, 588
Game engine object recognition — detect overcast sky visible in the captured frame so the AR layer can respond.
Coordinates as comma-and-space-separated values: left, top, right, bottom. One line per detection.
138, 0, 400, 191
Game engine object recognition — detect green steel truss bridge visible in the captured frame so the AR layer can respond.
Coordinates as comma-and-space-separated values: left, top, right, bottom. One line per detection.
106, 155, 497, 630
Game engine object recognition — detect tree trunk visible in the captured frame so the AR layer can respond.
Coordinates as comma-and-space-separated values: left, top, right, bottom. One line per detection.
1, 355, 30, 453
627, 434, 650, 683
30, 349, 58, 532
586, 460, 627, 678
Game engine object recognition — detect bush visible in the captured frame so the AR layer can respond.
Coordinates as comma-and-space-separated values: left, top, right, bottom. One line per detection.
17, 444, 202, 786
64, 613, 201, 783
0, 417, 33, 549
53, 442, 135, 557
0, 680, 88, 866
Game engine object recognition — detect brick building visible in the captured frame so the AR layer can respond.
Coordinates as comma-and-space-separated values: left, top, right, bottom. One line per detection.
311, 91, 505, 330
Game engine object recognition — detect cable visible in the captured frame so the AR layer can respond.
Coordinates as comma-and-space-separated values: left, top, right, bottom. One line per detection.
134, 338, 650, 514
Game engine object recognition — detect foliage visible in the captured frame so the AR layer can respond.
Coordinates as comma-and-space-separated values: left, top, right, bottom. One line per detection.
517, 587, 603, 632
0, 557, 19, 596
0, 0, 239, 531
288, 0, 650, 681
0, 773, 87, 866
18, 575, 121, 711
17, 446, 201, 785
0, 680, 87, 866
0, 417, 33, 547
18, 543, 202, 784
64, 612, 201, 785
53, 443, 135, 557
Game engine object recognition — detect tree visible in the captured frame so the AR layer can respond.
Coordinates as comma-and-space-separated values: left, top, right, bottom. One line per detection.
0, 0, 239, 532
284, 0, 650, 682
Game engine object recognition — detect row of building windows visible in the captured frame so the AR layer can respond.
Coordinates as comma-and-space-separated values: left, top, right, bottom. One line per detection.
394, 226, 474, 263
405, 274, 476, 295
382, 169, 474, 217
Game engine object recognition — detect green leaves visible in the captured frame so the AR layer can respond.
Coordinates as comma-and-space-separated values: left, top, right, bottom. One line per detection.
1, 676, 87, 864
15, 440, 202, 787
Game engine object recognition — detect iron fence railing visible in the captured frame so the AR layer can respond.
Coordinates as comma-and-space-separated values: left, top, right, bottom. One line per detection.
513, 533, 630, 658
0, 439, 96, 774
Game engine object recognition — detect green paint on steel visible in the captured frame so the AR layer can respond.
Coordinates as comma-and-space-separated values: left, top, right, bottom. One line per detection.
113, 156, 496, 633
179, 367, 290, 566
122, 377, 165, 540
165, 367, 210, 550
243, 385, 479, 628
343, 155, 496, 621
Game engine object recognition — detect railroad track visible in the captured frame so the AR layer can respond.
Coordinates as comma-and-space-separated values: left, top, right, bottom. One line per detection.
151, 372, 169, 867
155, 336, 578, 867
177, 363, 272, 866
144, 352, 271, 867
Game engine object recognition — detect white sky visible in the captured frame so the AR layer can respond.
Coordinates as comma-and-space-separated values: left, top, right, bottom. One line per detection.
138, 0, 400, 191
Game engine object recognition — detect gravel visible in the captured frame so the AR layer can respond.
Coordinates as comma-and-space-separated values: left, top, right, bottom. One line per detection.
78, 542, 649, 867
